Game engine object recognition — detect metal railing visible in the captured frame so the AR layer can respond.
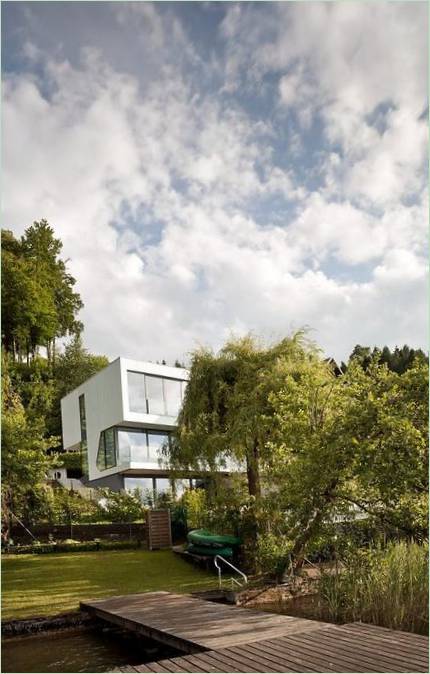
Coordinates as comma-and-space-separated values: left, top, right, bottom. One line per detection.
214, 555, 248, 590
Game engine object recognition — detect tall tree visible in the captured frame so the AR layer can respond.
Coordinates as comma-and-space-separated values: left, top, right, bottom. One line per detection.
166, 333, 318, 539
49, 335, 109, 439
349, 343, 426, 375
1, 221, 83, 362
1, 354, 55, 541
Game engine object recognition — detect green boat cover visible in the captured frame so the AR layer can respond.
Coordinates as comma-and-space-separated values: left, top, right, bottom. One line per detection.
186, 543, 234, 558
187, 529, 241, 548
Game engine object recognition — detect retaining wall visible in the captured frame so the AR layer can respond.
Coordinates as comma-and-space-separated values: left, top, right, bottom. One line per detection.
10, 522, 147, 544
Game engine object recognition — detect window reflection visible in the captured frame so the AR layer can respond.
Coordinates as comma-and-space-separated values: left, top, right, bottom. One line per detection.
127, 371, 187, 418
145, 375, 165, 415
155, 478, 172, 496
147, 432, 169, 462
118, 429, 148, 463
164, 379, 182, 417
124, 476, 154, 503
127, 371, 146, 413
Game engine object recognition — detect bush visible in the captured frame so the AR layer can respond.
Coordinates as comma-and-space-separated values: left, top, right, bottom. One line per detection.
319, 541, 428, 634
254, 532, 292, 576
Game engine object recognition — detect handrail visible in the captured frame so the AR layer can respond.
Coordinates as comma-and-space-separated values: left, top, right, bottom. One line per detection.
214, 555, 248, 590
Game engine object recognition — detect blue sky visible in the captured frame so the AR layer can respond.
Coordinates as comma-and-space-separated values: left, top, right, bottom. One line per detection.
2, 1, 428, 363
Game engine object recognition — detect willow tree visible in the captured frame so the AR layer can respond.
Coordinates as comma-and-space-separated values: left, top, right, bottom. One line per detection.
166, 332, 319, 505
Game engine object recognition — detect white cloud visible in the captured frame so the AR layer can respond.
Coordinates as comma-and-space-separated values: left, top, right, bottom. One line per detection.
2, 3, 427, 364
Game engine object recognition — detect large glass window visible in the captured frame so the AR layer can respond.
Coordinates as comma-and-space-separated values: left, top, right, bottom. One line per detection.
145, 375, 165, 415
79, 394, 87, 442
97, 428, 117, 471
124, 477, 155, 503
164, 378, 182, 417
127, 371, 187, 417
127, 371, 146, 413
154, 477, 172, 496
118, 429, 148, 463
78, 394, 88, 478
147, 432, 169, 462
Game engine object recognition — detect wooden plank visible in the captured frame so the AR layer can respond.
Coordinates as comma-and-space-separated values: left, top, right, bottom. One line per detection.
81, 591, 330, 651
181, 653, 233, 673
273, 632, 408, 672
305, 626, 425, 670
84, 591, 428, 672
326, 625, 429, 667
240, 640, 333, 672
164, 656, 207, 673
346, 622, 428, 646
221, 645, 289, 672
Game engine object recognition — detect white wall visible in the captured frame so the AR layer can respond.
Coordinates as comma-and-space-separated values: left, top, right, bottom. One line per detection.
61, 358, 189, 482
61, 358, 124, 480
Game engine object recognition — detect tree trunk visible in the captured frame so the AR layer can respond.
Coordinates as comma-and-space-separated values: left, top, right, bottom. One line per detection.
1, 488, 13, 546
246, 440, 261, 499
278, 478, 340, 581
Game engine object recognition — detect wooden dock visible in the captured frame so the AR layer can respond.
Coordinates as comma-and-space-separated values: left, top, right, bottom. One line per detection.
82, 592, 429, 672
81, 591, 328, 652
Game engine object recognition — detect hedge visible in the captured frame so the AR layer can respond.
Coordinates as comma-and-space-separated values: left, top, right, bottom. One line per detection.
5, 539, 143, 555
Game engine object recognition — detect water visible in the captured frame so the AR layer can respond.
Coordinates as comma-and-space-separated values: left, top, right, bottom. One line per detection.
2, 627, 180, 673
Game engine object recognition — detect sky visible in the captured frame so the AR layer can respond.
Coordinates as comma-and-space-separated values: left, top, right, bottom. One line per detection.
2, 1, 428, 365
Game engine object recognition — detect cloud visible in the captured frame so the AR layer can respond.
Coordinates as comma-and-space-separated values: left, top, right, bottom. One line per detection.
2, 2, 427, 364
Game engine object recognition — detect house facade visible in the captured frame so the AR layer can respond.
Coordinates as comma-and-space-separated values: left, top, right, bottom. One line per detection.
60, 358, 206, 500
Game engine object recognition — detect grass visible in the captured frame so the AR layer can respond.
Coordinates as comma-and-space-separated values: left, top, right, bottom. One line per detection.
2, 549, 225, 620
319, 541, 428, 634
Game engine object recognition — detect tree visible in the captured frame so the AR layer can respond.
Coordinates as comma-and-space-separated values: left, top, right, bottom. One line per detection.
1, 221, 83, 363
1, 354, 55, 542
49, 335, 109, 439
269, 355, 428, 573
349, 343, 426, 375
166, 332, 319, 543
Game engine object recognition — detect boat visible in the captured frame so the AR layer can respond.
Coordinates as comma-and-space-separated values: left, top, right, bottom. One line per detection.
187, 529, 241, 548
186, 543, 234, 558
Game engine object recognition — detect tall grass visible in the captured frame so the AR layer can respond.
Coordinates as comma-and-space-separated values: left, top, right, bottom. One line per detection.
319, 541, 428, 634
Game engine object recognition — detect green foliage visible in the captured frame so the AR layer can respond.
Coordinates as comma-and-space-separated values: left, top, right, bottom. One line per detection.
98, 488, 147, 523
349, 343, 426, 374
319, 541, 428, 634
1, 354, 56, 539
54, 452, 82, 472
49, 488, 103, 525
254, 532, 293, 576
49, 335, 108, 438
182, 488, 208, 530
168, 331, 318, 556
268, 356, 428, 569
2, 222, 83, 362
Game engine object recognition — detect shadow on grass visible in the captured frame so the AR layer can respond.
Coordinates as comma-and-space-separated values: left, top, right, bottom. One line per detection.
2, 550, 222, 619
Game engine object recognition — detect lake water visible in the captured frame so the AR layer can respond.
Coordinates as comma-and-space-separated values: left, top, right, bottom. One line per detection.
1, 626, 180, 673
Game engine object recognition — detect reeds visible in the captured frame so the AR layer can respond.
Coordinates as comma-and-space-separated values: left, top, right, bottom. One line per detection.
319, 541, 428, 634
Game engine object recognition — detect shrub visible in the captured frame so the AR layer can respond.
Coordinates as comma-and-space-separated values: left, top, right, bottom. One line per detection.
319, 541, 428, 634
254, 532, 293, 576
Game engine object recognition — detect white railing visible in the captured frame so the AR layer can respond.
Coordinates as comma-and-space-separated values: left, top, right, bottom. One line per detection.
214, 555, 248, 590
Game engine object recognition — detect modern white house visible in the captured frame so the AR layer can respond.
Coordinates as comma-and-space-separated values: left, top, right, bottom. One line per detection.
60, 358, 206, 499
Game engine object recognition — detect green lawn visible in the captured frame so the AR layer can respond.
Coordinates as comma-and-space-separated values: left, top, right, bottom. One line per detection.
2, 549, 223, 619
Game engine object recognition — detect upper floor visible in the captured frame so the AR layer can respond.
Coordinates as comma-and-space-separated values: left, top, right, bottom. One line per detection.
61, 358, 189, 481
